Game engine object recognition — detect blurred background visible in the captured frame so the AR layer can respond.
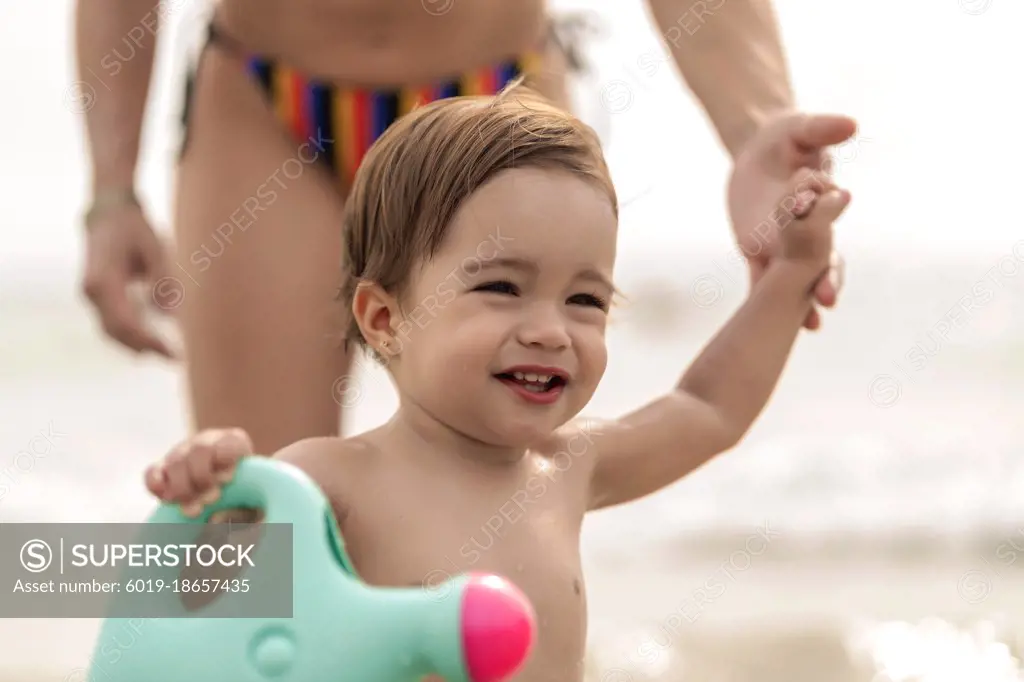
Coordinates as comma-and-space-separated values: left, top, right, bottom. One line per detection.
3, 0, 1024, 680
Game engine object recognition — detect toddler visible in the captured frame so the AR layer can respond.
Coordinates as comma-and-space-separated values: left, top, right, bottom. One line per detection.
146, 84, 853, 682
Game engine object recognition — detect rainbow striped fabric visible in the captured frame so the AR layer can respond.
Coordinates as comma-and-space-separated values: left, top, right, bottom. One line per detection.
246, 52, 543, 186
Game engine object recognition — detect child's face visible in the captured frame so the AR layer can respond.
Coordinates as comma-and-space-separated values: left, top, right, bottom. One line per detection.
392, 168, 617, 447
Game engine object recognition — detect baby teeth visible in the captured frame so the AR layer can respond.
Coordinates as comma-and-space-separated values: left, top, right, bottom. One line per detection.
512, 371, 552, 383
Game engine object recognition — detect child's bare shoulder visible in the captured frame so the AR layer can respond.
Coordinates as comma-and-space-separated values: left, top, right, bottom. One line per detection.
273, 435, 372, 470
539, 418, 609, 461
270, 435, 381, 520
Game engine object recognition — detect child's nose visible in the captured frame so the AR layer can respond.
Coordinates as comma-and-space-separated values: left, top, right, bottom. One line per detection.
516, 308, 571, 350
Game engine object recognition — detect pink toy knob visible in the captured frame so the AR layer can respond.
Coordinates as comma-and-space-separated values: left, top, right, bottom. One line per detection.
460, 573, 536, 682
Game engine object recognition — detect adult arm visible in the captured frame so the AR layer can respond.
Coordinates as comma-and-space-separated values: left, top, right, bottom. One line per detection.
75, 1, 177, 358
74, 0, 162, 195
644, 0, 794, 159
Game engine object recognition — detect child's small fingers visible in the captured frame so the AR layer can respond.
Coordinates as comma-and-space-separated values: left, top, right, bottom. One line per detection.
186, 444, 218, 493
176, 486, 221, 519
180, 501, 203, 518
144, 464, 168, 498
803, 307, 822, 330
790, 166, 836, 196
831, 251, 846, 292
814, 273, 837, 307
784, 169, 834, 219
792, 189, 818, 219
199, 487, 221, 506
162, 449, 195, 503
215, 467, 237, 485
814, 253, 844, 307
212, 428, 253, 471
805, 189, 851, 225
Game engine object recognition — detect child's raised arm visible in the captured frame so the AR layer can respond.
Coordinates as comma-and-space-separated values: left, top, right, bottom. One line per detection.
581, 180, 850, 511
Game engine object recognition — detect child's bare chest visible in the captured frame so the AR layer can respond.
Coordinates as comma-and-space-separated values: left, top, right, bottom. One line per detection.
335, 467, 590, 681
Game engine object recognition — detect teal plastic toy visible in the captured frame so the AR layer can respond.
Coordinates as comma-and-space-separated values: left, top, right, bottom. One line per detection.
87, 456, 536, 682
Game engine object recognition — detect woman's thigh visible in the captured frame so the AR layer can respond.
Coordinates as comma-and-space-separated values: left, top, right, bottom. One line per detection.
173, 46, 352, 454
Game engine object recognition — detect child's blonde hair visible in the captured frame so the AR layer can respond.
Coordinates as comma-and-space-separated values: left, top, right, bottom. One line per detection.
339, 81, 618, 352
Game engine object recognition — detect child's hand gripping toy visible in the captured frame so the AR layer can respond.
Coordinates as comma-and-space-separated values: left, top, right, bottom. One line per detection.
87, 456, 536, 682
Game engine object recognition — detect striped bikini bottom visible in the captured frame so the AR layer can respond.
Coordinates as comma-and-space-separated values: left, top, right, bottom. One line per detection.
180, 22, 546, 189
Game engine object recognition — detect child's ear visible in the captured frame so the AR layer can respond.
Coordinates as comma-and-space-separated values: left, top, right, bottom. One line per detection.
351, 280, 402, 360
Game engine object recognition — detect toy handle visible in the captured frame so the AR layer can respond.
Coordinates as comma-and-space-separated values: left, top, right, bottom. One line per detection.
144, 456, 355, 576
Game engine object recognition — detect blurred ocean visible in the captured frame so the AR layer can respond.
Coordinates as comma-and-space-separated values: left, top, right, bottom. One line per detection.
4, 247, 1024, 681
4, 0, 1024, 679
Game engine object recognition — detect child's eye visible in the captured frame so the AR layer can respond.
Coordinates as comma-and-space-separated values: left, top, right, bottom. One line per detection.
473, 280, 519, 295
567, 293, 608, 310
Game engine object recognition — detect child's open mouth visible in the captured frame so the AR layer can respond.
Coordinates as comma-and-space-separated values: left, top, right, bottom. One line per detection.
495, 372, 566, 392
494, 369, 568, 405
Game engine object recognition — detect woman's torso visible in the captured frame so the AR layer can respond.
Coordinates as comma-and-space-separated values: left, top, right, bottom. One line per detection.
214, 0, 550, 85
